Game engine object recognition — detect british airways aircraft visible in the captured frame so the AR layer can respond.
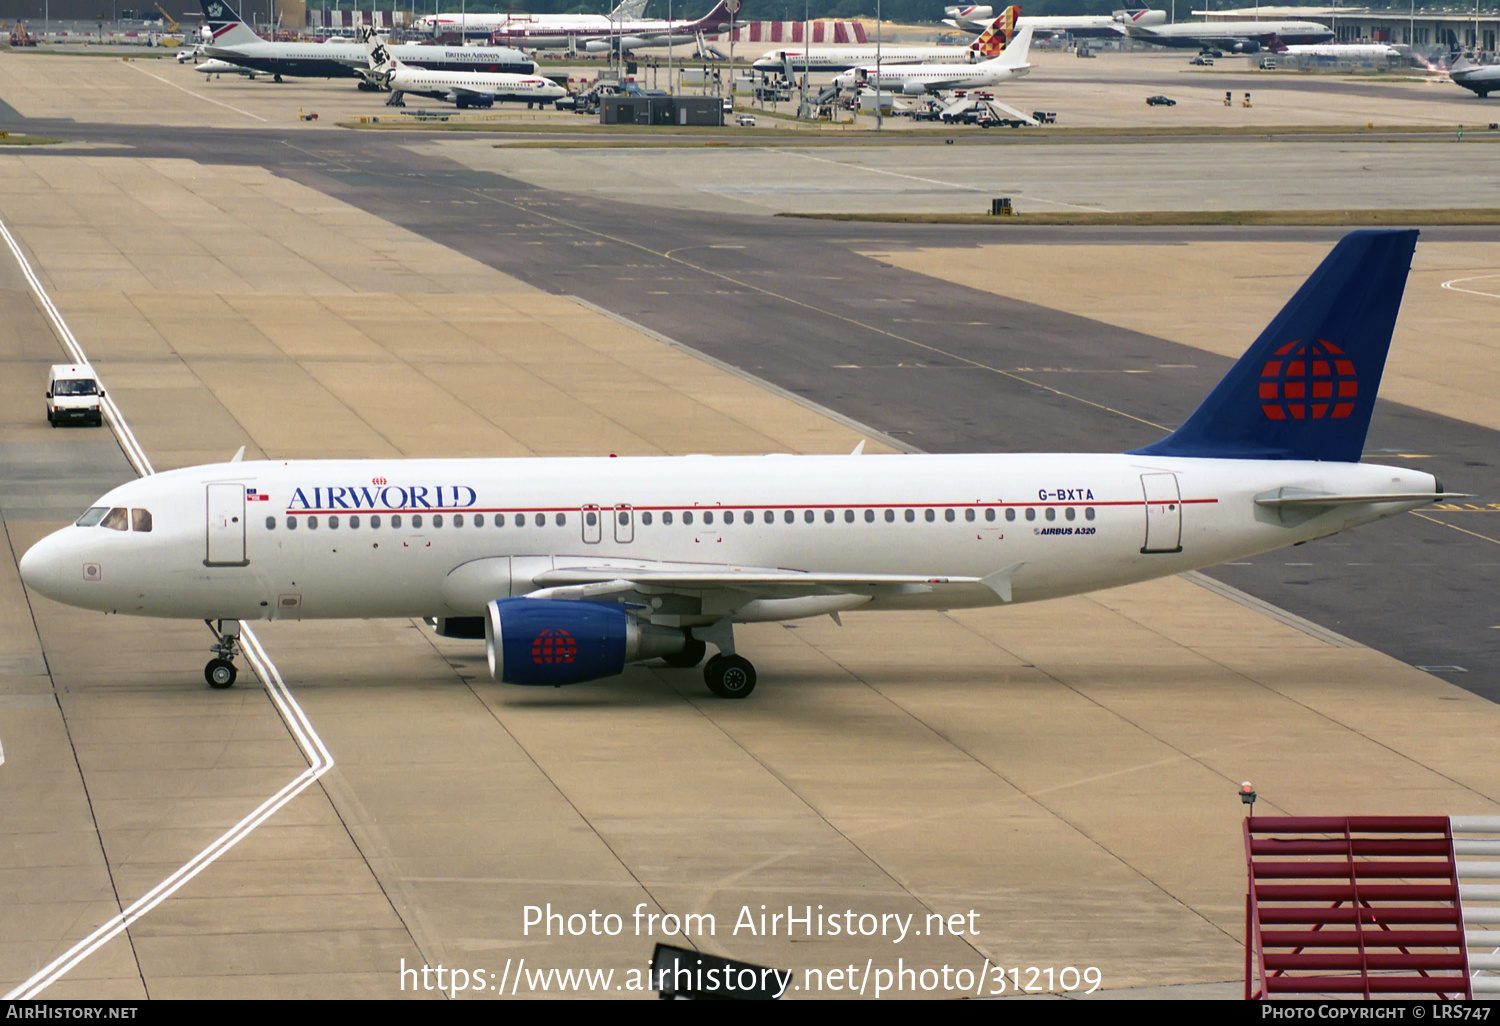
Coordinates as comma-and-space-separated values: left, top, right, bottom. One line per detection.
18, 232, 1453, 700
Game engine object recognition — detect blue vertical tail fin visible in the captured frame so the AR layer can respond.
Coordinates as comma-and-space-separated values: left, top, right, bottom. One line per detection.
1130, 228, 1417, 463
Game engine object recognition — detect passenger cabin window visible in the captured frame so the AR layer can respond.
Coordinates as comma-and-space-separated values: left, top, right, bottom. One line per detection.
1085, 508, 1096, 521
642, 511, 653, 526
391, 514, 402, 529
308, 516, 319, 530
350, 515, 360, 528
328, 515, 339, 529
724, 511, 734, 525
965, 509, 975, 522
514, 513, 524, 527
663, 511, 674, 525
130, 509, 152, 532
266, 516, 276, 530
684, 512, 694, 525
904, 509, 915, 523
764, 510, 773, 525
1065, 508, 1076, 521
453, 514, 463, 528
1025, 508, 1036, 522
535, 513, 545, 527
1005, 509, 1014, 522
824, 510, 834, 524
885, 509, 895, 523
804, 510, 814, 523
101, 507, 129, 531
845, 510, 855, 523
783, 510, 794, 524
76, 507, 108, 527
372, 515, 382, 529
945, 509, 956, 523
287, 516, 298, 530
925, 509, 936, 523
432, 514, 443, 528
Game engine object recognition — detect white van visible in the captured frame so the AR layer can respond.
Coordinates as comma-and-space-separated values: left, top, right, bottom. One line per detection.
46, 364, 104, 427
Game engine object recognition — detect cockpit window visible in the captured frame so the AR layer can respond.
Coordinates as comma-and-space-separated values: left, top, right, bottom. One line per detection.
131, 509, 152, 533
76, 507, 108, 527
53, 379, 98, 396
100, 507, 129, 531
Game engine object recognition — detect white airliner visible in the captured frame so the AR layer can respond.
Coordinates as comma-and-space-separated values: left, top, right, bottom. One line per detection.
415, 0, 735, 54
1124, 17, 1333, 53
196, 0, 537, 82
944, 4, 1166, 36
1277, 43, 1401, 60
834, 24, 1034, 95
754, 6, 1016, 74
18, 231, 1455, 700
362, 27, 567, 109
413, 0, 647, 37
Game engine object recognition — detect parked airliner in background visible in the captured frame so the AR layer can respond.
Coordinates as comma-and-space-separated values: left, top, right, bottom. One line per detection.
1124, 17, 1333, 53
1450, 57, 1500, 97
19, 232, 1454, 700
196, 0, 537, 82
413, 0, 647, 37
834, 24, 1034, 95
361, 27, 566, 108
1276, 42, 1401, 60
944, 4, 1165, 36
755, 6, 1016, 74
416, 0, 735, 54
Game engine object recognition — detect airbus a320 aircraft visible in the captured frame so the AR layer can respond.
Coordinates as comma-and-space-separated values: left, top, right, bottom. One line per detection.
19, 232, 1455, 700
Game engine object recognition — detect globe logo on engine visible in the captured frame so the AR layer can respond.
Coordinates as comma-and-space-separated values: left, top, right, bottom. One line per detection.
531, 628, 577, 664
1259, 339, 1357, 421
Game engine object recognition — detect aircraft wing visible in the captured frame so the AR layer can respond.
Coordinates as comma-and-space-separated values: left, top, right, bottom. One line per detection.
524, 559, 1024, 604
449, 85, 498, 100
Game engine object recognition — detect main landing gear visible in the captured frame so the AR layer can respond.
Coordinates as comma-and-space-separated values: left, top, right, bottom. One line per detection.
687, 623, 757, 699
205, 619, 240, 689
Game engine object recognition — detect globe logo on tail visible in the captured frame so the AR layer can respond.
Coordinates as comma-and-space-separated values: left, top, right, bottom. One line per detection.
531, 628, 577, 664
1259, 339, 1358, 421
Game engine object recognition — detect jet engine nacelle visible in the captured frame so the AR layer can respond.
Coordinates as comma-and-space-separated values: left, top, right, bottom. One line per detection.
901, 80, 928, 95
1229, 40, 1261, 53
485, 598, 687, 685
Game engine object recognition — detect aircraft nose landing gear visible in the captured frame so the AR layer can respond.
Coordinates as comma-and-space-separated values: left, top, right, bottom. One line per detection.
205, 619, 241, 689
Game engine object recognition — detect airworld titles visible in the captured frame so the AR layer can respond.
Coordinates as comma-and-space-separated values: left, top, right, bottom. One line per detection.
287, 484, 478, 512
523, 903, 981, 943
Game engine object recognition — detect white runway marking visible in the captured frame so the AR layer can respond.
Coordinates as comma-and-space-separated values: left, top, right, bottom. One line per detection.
783, 149, 1114, 212
1441, 274, 1500, 299
124, 61, 268, 123
0, 212, 332, 999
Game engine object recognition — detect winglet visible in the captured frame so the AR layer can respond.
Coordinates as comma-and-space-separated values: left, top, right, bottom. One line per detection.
850, 440, 866, 456
230, 445, 245, 463
981, 562, 1025, 603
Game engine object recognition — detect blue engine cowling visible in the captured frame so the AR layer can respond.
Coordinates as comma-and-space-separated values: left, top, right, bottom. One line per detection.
486, 598, 627, 685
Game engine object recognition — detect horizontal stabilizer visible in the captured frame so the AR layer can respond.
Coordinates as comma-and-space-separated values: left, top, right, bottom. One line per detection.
1254, 488, 1469, 508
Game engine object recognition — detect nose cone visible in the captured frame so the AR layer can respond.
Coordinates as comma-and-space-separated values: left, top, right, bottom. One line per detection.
18, 532, 65, 602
